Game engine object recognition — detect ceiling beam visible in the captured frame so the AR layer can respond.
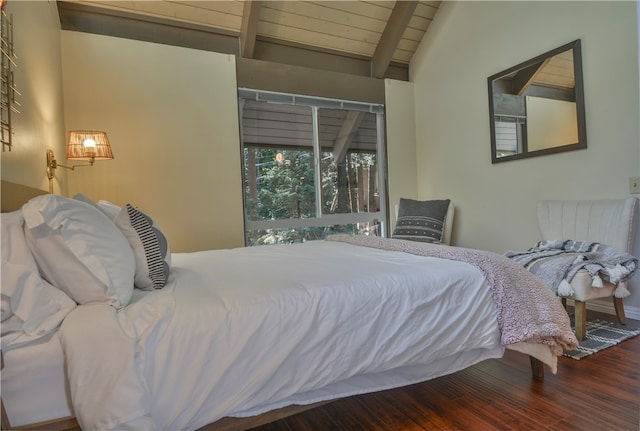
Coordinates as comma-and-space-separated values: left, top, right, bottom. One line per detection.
370, 1, 417, 78
514, 59, 549, 95
240, 1, 261, 58
237, 58, 386, 104
332, 111, 365, 164
57, 1, 239, 54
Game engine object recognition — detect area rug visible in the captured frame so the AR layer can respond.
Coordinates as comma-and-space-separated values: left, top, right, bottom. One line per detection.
563, 316, 640, 359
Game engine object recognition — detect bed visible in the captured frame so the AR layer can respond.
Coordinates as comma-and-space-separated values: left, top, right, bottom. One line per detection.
0, 180, 578, 431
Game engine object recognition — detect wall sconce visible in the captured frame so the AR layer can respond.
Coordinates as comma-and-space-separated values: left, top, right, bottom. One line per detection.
46, 130, 114, 192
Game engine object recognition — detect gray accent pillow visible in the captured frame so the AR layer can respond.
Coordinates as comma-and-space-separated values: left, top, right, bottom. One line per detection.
115, 204, 171, 290
392, 198, 451, 243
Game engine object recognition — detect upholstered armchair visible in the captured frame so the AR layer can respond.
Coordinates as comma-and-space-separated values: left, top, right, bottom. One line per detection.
536, 198, 638, 340
393, 199, 455, 245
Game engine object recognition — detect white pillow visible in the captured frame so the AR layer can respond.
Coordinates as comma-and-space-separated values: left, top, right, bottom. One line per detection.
1, 211, 76, 349
72, 193, 115, 220
115, 204, 171, 290
97, 200, 122, 220
22, 195, 136, 308
73, 194, 123, 225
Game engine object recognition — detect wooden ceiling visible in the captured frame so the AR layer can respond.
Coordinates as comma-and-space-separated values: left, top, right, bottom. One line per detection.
532, 49, 574, 90
58, 1, 442, 80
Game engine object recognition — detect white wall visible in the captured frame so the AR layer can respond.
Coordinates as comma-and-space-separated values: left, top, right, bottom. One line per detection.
411, 1, 640, 316
0, 1, 67, 193
61, 31, 245, 252
385, 78, 418, 229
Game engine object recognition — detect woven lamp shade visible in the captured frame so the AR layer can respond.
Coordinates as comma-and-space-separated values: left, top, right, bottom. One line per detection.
66, 131, 114, 161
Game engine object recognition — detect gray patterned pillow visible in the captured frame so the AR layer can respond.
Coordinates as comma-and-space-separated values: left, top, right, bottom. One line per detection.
115, 204, 171, 290
392, 198, 450, 243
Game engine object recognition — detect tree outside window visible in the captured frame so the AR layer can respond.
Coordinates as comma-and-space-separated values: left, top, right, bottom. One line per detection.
240, 90, 386, 246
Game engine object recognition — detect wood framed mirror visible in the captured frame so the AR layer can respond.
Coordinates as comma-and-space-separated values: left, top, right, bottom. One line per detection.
488, 39, 586, 163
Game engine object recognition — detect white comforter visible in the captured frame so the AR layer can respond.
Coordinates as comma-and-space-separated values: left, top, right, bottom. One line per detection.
61, 240, 505, 431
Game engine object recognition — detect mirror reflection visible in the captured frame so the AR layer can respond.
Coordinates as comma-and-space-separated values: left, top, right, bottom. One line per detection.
488, 40, 586, 163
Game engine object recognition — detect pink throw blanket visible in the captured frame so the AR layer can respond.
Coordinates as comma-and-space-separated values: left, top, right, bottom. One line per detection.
327, 235, 578, 355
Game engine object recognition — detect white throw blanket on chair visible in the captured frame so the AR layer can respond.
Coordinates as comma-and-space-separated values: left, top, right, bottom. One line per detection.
506, 240, 638, 298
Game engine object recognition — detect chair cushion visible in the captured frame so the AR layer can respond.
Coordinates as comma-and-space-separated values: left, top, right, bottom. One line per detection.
569, 269, 617, 301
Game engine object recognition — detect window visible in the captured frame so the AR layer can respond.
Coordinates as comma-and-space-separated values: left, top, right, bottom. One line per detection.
494, 115, 526, 158
239, 89, 387, 246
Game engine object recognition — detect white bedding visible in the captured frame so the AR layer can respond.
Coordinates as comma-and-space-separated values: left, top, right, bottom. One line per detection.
60, 240, 505, 431
2, 331, 73, 426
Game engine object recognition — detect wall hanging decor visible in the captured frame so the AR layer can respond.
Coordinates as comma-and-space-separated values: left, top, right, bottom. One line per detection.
1, 4, 19, 152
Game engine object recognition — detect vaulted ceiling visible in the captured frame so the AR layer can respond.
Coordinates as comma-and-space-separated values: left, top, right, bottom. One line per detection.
58, 1, 442, 81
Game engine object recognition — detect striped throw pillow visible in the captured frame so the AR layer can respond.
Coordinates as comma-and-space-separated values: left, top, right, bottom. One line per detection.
115, 204, 171, 290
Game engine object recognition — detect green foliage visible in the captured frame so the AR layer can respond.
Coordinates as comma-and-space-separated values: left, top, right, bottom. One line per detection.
245, 148, 316, 220
244, 147, 378, 245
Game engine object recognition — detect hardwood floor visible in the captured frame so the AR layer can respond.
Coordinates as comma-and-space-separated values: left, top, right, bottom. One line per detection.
248, 311, 640, 431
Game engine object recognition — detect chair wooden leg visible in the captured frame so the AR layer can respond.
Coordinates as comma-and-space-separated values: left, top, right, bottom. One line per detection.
574, 300, 587, 341
613, 297, 627, 325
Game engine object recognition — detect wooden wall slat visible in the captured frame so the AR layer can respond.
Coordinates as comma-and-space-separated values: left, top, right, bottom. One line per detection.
257, 21, 377, 57
265, 2, 387, 32
259, 7, 381, 45
309, 1, 392, 20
